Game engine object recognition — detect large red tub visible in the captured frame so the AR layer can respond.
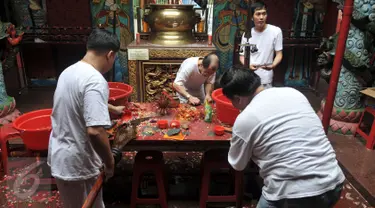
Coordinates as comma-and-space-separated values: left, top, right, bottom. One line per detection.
212, 88, 240, 126
108, 82, 133, 106
13, 109, 52, 151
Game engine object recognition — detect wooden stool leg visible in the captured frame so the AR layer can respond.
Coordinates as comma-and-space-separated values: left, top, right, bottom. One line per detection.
235, 170, 244, 208
355, 109, 366, 137
366, 116, 375, 149
199, 166, 210, 208
130, 169, 141, 208
155, 170, 168, 208
1, 141, 8, 175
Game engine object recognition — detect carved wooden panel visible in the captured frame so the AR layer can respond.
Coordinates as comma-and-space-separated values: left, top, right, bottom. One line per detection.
142, 62, 181, 102
128, 60, 138, 101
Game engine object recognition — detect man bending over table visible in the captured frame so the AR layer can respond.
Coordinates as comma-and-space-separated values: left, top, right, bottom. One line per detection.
173, 53, 219, 105
220, 65, 345, 208
48, 28, 120, 208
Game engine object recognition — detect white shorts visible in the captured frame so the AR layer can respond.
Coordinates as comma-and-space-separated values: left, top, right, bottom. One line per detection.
56, 176, 104, 208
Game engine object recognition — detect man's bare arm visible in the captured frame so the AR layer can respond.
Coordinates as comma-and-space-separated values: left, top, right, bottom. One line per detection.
173, 83, 191, 99
239, 55, 245, 65
87, 126, 114, 169
263, 50, 283, 70
108, 104, 116, 113
273, 50, 283, 67
205, 83, 214, 97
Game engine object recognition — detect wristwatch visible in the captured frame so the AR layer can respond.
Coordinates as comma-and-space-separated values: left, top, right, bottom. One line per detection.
186, 94, 191, 99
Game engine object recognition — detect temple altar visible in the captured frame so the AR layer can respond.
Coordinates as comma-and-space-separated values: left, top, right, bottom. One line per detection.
127, 39, 216, 102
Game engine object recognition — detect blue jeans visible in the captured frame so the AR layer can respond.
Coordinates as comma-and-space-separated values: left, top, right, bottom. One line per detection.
256, 183, 343, 208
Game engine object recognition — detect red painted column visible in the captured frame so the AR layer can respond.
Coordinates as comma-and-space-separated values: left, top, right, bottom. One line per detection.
322, 0, 354, 134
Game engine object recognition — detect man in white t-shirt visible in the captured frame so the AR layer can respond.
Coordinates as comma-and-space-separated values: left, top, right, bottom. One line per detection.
47, 29, 120, 208
173, 53, 219, 105
240, 1, 283, 89
219, 65, 345, 208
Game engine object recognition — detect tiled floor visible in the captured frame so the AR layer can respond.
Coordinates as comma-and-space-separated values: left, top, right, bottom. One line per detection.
329, 134, 375, 205
0, 152, 373, 208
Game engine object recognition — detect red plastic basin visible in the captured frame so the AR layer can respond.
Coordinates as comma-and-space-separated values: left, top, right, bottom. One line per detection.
212, 88, 240, 126
13, 109, 52, 151
108, 82, 133, 106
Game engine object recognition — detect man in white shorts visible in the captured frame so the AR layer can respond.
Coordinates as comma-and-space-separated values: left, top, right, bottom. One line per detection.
220, 65, 345, 208
173, 53, 219, 105
48, 28, 120, 208
240, 1, 283, 89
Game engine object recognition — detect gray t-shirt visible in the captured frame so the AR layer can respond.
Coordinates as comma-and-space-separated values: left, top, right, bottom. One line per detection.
47, 61, 111, 181
229, 87, 345, 200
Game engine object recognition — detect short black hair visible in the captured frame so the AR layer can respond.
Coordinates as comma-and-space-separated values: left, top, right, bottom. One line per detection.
244, 1, 267, 39
251, 1, 267, 16
202, 52, 218, 69
86, 28, 120, 54
220, 65, 261, 99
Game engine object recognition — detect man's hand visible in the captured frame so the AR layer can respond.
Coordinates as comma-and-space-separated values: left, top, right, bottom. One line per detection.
87, 126, 115, 182
263, 64, 275, 70
112, 106, 125, 115
188, 96, 201, 105
104, 162, 114, 181
205, 95, 213, 103
249, 64, 258, 71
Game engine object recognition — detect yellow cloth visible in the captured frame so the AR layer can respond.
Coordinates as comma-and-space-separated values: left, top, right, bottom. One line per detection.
163, 132, 185, 140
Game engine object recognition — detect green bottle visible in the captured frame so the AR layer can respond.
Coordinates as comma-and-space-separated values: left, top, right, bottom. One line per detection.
204, 100, 213, 123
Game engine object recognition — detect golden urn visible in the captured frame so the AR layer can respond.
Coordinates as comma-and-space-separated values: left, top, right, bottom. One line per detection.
144, 4, 201, 45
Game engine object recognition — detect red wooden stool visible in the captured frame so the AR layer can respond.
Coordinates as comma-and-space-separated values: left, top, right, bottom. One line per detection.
200, 149, 244, 208
130, 150, 168, 208
355, 106, 375, 149
0, 123, 21, 175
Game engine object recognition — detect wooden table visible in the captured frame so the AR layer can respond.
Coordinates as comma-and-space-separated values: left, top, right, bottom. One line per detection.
118, 103, 232, 151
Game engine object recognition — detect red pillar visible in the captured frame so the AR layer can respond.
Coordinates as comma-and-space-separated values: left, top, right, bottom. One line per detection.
322, 0, 354, 134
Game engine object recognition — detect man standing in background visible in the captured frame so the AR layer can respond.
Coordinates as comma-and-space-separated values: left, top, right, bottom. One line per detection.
240, 1, 283, 89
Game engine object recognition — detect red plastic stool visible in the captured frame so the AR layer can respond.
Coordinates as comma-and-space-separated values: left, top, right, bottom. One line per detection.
355, 106, 375, 149
200, 149, 244, 208
130, 150, 167, 208
0, 123, 21, 175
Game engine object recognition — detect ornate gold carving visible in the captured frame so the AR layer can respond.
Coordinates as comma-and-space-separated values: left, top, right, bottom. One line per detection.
144, 64, 179, 102
149, 49, 214, 59
128, 60, 138, 101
